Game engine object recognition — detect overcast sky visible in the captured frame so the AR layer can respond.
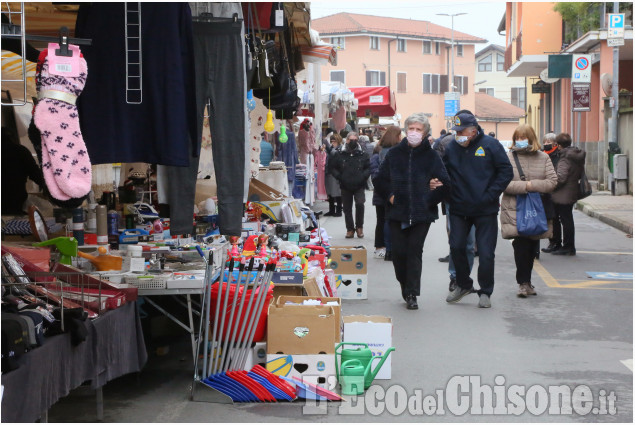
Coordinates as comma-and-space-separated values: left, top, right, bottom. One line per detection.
310, 0, 507, 51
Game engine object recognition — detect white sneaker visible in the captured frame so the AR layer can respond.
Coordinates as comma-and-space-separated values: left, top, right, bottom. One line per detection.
374, 248, 386, 259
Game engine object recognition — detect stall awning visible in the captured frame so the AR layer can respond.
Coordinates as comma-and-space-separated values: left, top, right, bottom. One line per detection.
300, 44, 337, 65
348, 86, 396, 117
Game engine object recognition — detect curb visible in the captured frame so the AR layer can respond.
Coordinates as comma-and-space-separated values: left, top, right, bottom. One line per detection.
576, 201, 633, 235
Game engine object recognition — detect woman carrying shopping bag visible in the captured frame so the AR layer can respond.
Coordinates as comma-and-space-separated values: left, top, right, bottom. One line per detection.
499, 124, 557, 298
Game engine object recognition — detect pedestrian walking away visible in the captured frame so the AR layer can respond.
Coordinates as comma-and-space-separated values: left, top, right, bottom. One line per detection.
375, 113, 451, 310
370, 125, 402, 261
323, 133, 343, 217
331, 132, 370, 238
499, 124, 557, 298
549, 133, 585, 256
442, 111, 513, 308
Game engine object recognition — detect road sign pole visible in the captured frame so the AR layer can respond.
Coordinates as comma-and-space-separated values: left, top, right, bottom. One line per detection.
609, 3, 620, 161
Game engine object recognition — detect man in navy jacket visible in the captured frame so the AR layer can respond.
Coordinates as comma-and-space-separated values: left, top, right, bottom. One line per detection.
440, 111, 513, 308
376, 113, 451, 310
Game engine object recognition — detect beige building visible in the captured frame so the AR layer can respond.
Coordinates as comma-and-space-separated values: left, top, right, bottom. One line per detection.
475, 44, 526, 108
312, 13, 486, 134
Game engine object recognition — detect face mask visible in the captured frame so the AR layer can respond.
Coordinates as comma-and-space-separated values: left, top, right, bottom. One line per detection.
543, 144, 553, 151
348, 140, 358, 150
515, 139, 529, 149
406, 131, 423, 147
455, 135, 469, 147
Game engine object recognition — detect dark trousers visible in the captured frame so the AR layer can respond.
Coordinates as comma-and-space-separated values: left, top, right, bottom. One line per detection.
375, 205, 385, 248
390, 221, 431, 297
341, 187, 365, 231
512, 237, 540, 284
165, 21, 245, 236
553, 203, 575, 249
328, 196, 342, 214
449, 214, 499, 296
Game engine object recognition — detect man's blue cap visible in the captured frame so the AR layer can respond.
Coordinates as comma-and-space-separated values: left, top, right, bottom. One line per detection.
451, 112, 478, 131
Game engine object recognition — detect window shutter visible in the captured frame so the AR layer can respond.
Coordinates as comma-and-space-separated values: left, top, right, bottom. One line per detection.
463, 76, 468, 95
366, 71, 371, 86
440, 75, 449, 93
511, 88, 518, 106
380, 72, 386, 86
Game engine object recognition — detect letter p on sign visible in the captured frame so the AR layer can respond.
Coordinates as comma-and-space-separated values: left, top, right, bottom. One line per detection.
608, 13, 625, 38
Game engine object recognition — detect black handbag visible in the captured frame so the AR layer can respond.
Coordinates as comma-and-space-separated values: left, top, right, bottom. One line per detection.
577, 169, 592, 200
248, 4, 273, 90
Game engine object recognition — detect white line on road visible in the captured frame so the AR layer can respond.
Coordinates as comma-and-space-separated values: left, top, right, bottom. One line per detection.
620, 359, 633, 372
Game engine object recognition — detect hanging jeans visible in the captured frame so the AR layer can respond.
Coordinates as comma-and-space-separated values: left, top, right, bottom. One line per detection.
449, 214, 499, 297
164, 19, 245, 236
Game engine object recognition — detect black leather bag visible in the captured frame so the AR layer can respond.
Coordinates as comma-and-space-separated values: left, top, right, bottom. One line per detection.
577, 169, 592, 200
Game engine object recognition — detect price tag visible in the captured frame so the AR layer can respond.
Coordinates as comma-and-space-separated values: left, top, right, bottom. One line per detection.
47, 43, 82, 77
275, 9, 284, 27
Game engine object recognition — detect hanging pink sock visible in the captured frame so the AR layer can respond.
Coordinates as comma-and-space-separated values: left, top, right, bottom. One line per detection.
34, 52, 91, 199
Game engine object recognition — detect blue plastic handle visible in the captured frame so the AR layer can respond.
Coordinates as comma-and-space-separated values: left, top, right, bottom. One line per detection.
196, 245, 205, 258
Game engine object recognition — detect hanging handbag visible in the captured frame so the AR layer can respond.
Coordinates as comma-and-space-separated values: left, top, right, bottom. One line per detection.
249, 4, 273, 91
289, 26, 305, 74
513, 152, 548, 236
244, 4, 257, 89
577, 168, 592, 200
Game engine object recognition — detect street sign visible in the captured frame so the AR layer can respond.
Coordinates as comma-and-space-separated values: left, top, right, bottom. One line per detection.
572, 83, 591, 112
571, 54, 591, 83
608, 38, 625, 47
532, 80, 551, 94
548, 54, 572, 78
608, 13, 625, 38
444, 92, 460, 118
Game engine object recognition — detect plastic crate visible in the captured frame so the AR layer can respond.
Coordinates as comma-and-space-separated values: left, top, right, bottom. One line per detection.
124, 275, 168, 289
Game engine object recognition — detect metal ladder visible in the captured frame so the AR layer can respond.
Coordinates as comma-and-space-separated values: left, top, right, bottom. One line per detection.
125, 2, 142, 104
1, 1, 27, 106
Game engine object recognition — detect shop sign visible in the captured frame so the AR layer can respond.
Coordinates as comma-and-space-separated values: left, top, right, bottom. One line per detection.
368, 95, 384, 104
572, 83, 591, 112
532, 80, 551, 94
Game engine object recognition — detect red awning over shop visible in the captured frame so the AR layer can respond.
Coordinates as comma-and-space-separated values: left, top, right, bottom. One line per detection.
349, 86, 396, 117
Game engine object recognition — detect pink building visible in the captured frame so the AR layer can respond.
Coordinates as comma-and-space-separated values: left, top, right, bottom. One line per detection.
312, 13, 486, 135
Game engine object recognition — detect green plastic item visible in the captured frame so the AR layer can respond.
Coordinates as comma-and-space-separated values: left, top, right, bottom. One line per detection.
335, 342, 396, 391
33, 237, 78, 265
339, 359, 366, 395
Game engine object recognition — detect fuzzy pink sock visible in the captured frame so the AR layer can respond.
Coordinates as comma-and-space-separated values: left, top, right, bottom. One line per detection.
34, 53, 91, 199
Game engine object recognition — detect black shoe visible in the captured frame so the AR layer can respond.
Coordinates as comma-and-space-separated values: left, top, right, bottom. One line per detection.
449, 278, 457, 292
384, 251, 392, 261
438, 255, 450, 263
323, 211, 335, 217
332, 212, 342, 217
541, 243, 561, 253
406, 295, 418, 310
551, 248, 576, 256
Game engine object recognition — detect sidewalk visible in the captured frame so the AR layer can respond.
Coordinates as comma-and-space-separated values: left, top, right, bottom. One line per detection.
576, 191, 633, 235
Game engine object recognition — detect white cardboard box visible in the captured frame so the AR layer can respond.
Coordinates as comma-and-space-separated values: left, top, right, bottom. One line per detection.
266, 353, 337, 390
342, 315, 393, 379
335, 274, 368, 299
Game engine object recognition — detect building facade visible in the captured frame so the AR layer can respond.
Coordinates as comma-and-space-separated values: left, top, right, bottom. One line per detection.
312, 13, 486, 134
475, 44, 526, 107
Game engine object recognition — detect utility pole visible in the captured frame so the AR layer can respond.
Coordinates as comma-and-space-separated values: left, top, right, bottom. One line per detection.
437, 13, 466, 92
610, 2, 620, 150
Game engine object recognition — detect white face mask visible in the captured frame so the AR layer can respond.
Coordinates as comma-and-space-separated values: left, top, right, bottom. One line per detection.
455, 135, 469, 146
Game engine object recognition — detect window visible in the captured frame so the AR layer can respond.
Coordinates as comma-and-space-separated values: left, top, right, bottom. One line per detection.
456, 44, 463, 57
422, 41, 431, 54
479, 87, 495, 96
497, 54, 505, 71
330, 70, 345, 84
422, 73, 441, 94
366, 70, 385, 86
331, 37, 345, 50
370, 36, 380, 50
435, 42, 441, 55
397, 39, 406, 52
397, 72, 407, 93
511, 87, 526, 109
478, 54, 492, 72
454, 75, 468, 95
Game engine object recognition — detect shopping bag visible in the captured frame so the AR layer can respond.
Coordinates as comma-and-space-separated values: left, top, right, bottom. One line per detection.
516, 192, 548, 236
577, 169, 592, 200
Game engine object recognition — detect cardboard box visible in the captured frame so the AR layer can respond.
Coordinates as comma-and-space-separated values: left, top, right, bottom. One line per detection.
267, 304, 337, 355
272, 271, 305, 298
303, 276, 325, 297
328, 246, 367, 274
343, 315, 393, 379
276, 296, 342, 342
335, 274, 368, 300
272, 284, 305, 298
266, 353, 337, 389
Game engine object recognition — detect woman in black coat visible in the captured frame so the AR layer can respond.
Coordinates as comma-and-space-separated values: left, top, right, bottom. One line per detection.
375, 113, 451, 310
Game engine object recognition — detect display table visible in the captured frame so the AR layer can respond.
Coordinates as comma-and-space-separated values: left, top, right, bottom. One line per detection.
1, 302, 147, 423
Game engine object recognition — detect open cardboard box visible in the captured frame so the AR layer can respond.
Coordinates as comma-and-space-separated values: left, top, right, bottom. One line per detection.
275, 295, 342, 342
328, 246, 368, 274
267, 304, 337, 355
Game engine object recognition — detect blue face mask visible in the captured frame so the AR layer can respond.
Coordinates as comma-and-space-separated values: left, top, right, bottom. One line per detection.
515, 139, 529, 149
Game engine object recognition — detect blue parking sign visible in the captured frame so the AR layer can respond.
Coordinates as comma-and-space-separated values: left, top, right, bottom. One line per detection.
608, 13, 625, 38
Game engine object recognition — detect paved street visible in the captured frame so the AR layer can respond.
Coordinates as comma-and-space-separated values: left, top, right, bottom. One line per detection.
48, 194, 632, 422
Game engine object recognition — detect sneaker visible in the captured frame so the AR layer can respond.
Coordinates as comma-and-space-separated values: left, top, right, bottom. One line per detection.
449, 278, 457, 292
374, 248, 386, 259
551, 248, 576, 256
446, 286, 475, 303
525, 283, 537, 296
384, 251, 392, 261
541, 243, 561, 253
406, 295, 418, 310
478, 294, 491, 308
345, 230, 355, 238
517, 283, 528, 298
438, 255, 450, 263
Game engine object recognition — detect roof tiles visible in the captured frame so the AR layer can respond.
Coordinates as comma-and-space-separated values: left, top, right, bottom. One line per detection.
475, 92, 525, 119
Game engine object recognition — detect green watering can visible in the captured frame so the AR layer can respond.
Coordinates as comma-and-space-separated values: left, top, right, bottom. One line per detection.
335, 342, 396, 394
33, 237, 78, 265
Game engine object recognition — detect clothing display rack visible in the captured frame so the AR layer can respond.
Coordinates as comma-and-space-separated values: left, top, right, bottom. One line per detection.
125, 2, 142, 104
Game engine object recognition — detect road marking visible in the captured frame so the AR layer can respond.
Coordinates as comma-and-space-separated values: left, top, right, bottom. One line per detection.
533, 261, 633, 290
586, 271, 633, 280
577, 251, 632, 255
533, 261, 562, 288
621, 359, 633, 372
